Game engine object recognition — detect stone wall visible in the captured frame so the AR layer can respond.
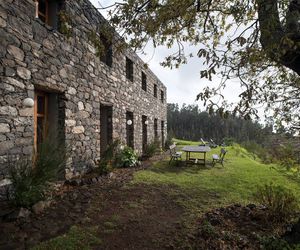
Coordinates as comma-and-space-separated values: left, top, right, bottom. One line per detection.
0, 0, 167, 179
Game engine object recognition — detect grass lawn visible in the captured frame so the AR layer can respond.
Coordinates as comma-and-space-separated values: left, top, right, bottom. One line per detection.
133, 140, 300, 217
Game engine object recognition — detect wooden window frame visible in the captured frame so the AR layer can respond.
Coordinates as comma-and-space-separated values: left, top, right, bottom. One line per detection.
36, 0, 50, 25
34, 91, 49, 153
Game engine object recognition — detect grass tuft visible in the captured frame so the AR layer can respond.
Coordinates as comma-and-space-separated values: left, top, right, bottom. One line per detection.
32, 226, 101, 250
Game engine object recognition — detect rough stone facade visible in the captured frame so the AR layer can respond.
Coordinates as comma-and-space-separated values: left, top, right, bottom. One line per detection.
0, 0, 167, 179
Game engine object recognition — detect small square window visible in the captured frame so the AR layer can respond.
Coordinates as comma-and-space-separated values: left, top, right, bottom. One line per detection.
154, 84, 157, 98
36, 0, 64, 29
126, 57, 134, 81
142, 72, 147, 91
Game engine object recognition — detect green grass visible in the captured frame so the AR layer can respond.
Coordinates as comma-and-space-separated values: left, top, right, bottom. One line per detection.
133, 142, 300, 216
32, 226, 101, 250
173, 138, 202, 145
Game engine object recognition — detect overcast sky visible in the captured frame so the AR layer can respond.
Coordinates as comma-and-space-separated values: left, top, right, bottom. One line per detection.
89, 0, 243, 112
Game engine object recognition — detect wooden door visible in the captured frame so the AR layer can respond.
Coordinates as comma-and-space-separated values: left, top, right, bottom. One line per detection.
126, 111, 134, 149
34, 91, 49, 153
100, 105, 113, 155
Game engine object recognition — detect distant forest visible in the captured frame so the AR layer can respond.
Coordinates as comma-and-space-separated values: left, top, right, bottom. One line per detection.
167, 103, 273, 144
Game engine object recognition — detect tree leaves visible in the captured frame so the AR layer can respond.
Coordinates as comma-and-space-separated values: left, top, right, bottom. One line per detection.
104, 0, 300, 130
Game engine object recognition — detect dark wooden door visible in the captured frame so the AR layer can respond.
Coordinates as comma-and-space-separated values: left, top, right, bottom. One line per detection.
126, 111, 134, 149
34, 91, 49, 153
100, 105, 113, 155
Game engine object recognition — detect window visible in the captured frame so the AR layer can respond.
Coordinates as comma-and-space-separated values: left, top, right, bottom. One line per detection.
160, 90, 164, 103
36, 0, 63, 29
142, 72, 147, 91
100, 35, 113, 67
126, 57, 134, 81
154, 84, 157, 98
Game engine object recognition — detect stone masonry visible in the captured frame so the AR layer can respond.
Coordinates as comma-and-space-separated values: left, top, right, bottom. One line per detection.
0, 0, 167, 179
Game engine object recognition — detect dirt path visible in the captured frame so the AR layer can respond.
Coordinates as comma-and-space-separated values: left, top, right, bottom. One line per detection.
0, 155, 189, 250
89, 183, 185, 250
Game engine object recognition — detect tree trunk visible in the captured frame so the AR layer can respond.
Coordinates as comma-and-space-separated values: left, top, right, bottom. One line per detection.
257, 0, 300, 75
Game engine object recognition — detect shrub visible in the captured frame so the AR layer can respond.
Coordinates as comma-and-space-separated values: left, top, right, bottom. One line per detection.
115, 146, 138, 168
277, 144, 298, 170
200, 220, 218, 239
98, 160, 113, 175
97, 140, 121, 174
144, 139, 160, 158
9, 158, 43, 208
9, 139, 67, 208
254, 183, 299, 222
223, 137, 234, 146
242, 140, 272, 163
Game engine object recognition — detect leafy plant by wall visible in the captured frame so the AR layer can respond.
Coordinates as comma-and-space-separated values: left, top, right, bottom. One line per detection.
9, 139, 68, 208
97, 140, 121, 174
59, 11, 72, 38
98, 141, 139, 171
143, 139, 161, 159
115, 146, 138, 168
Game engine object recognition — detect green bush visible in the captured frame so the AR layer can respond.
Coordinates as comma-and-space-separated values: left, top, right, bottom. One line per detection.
115, 146, 138, 168
9, 139, 67, 208
200, 220, 218, 239
223, 137, 234, 146
9, 159, 44, 208
98, 160, 113, 175
277, 144, 298, 170
242, 141, 272, 163
254, 183, 299, 222
144, 139, 160, 158
98, 141, 139, 171
97, 140, 121, 174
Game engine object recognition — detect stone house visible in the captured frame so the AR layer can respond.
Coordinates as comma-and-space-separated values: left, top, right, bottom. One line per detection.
0, 0, 167, 180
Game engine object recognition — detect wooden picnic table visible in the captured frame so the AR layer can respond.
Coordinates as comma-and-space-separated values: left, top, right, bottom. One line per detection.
181, 145, 211, 166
